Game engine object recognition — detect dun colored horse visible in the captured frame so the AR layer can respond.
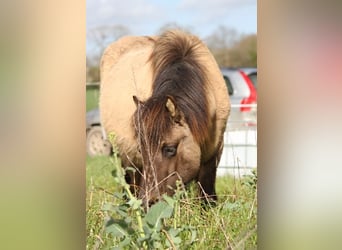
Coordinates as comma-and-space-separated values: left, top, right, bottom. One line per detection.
100, 30, 230, 206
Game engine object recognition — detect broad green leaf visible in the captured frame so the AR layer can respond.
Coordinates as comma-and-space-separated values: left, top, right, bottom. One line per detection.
128, 197, 143, 210
150, 231, 161, 241
168, 228, 180, 237
189, 228, 197, 243
153, 241, 162, 249
144, 201, 173, 230
162, 194, 175, 207
102, 203, 114, 211
106, 223, 128, 237
165, 232, 182, 248
117, 237, 131, 248
113, 192, 125, 199
172, 236, 182, 245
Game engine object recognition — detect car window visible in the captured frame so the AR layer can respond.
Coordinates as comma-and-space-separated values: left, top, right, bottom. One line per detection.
223, 75, 234, 95
248, 73, 257, 89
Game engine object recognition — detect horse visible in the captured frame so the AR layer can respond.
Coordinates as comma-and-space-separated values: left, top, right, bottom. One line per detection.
100, 30, 230, 206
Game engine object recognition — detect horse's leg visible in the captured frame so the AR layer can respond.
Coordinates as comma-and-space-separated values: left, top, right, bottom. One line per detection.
198, 157, 218, 202
198, 140, 224, 202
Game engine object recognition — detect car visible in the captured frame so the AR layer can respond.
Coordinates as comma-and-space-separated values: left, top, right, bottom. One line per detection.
86, 108, 112, 157
221, 67, 257, 129
240, 67, 257, 89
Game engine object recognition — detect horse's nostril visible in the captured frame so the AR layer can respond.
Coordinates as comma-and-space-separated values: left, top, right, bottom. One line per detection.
148, 199, 155, 206
148, 196, 160, 207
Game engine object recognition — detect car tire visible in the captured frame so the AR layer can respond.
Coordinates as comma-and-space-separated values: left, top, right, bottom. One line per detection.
86, 126, 112, 157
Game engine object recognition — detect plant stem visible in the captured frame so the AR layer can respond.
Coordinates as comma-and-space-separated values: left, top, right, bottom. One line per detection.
162, 229, 176, 250
124, 183, 145, 239
119, 165, 147, 249
173, 200, 178, 229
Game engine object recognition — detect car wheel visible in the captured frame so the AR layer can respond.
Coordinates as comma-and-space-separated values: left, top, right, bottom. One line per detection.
86, 126, 112, 157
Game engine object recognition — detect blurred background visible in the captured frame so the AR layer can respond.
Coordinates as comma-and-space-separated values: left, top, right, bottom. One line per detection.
86, 0, 257, 83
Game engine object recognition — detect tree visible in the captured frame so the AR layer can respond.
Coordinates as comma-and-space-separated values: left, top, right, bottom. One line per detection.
205, 26, 240, 50
205, 26, 241, 67
228, 34, 257, 67
86, 65, 100, 83
86, 25, 131, 82
205, 26, 257, 68
87, 25, 131, 64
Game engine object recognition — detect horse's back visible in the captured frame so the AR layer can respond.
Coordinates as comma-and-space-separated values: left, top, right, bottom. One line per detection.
100, 31, 230, 162
100, 36, 156, 155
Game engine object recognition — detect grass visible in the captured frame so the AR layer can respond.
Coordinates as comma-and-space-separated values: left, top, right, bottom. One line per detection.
86, 155, 257, 249
86, 85, 100, 112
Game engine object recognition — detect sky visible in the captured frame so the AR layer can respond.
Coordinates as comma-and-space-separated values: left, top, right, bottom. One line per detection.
86, 0, 256, 56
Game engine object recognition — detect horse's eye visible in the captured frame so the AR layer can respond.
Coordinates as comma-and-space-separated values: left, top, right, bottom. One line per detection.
162, 145, 177, 158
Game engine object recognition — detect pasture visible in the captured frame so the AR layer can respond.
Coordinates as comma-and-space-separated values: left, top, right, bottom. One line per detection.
86, 155, 257, 249
86, 84, 100, 112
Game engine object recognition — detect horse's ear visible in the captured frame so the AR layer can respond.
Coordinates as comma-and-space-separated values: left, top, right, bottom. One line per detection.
166, 97, 176, 118
133, 95, 141, 107
166, 97, 184, 123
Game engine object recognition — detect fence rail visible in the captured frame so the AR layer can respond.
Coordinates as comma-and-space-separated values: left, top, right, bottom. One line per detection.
230, 104, 257, 108
218, 104, 257, 177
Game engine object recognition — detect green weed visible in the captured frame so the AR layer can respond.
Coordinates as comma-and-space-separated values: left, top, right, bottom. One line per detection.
86, 155, 257, 249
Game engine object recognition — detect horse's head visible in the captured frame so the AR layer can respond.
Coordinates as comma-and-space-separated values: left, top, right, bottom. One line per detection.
133, 95, 201, 205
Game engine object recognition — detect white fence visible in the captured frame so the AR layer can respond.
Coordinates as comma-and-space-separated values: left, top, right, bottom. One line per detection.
217, 104, 257, 177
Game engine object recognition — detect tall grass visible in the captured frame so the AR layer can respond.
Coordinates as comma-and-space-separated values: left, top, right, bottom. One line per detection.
86, 155, 257, 249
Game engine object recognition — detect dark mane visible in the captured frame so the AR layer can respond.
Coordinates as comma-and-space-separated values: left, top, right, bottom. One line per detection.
134, 30, 210, 154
